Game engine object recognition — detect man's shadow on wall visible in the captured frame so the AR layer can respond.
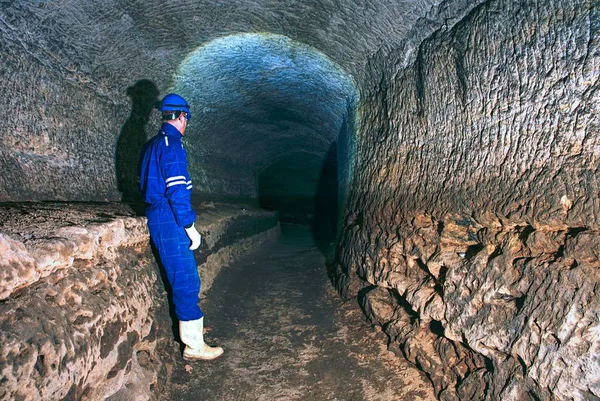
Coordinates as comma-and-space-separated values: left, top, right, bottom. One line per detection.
115, 79, 159, 215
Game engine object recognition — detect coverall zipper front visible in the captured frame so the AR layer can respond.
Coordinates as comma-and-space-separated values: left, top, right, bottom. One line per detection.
139, 122, 202, 321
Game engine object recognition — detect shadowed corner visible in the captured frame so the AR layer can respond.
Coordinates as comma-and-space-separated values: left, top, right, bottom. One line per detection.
310, 141, 339, 259
116, 79, 159, 215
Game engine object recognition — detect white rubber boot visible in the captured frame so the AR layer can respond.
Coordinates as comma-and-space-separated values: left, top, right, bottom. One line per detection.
179, 317, 224, 361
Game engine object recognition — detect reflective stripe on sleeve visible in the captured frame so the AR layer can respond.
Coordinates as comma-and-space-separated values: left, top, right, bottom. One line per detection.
166, 180, 187, 188
166, 175, 186, 183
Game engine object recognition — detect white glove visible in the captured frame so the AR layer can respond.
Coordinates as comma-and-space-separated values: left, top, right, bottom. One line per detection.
184, 223, 202, 250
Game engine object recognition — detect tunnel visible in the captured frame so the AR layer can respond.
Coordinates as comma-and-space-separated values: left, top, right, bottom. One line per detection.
168, 33, 358, 249
1, 1, 599, 401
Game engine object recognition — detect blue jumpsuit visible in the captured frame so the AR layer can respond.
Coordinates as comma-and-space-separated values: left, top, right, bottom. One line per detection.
139, 123, 202, 321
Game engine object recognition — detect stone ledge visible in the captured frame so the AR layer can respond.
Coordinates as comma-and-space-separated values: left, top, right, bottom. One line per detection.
0, 217, 148, 300
190, 202, 280, 294
0, 237, 160, 401
0, 201, 279, 401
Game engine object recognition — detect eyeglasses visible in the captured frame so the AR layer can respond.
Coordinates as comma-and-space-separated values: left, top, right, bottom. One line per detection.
174, 110, 190, 121
162, 110, 191, 121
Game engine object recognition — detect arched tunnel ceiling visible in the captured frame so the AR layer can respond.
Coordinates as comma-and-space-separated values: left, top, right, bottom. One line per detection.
2, 0, 476, 93
171, 33, 356, 195
0, 0, 482, 201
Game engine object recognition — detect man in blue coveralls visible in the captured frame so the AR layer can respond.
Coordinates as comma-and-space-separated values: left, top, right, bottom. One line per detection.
139, 93, 223, 361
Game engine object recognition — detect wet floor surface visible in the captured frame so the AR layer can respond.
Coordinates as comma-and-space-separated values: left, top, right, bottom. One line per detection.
161, 226, 435, 401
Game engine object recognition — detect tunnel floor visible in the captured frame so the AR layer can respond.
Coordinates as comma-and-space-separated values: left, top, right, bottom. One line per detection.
159, 225, 436, 401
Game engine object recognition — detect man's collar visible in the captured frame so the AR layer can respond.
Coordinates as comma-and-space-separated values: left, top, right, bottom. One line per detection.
161, 122, 182, 137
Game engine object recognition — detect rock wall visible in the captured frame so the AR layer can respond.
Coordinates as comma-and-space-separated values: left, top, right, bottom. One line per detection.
334, 1, 600, 400
0, 202, 279, 400
0, 204, 162, 401
0, 0, 479, 202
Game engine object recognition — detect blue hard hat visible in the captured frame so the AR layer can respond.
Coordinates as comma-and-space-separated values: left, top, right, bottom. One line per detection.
157, 93, 192, 120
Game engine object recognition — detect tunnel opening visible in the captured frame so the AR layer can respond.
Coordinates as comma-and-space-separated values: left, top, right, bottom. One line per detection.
169, 33, 358, 252
257, 141, 338, 251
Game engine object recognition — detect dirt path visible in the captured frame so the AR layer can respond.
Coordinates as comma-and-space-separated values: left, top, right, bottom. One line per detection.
161, 227, 436, 401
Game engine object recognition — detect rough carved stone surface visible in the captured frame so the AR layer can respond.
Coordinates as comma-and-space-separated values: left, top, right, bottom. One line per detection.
2, 0, 598, 400
0, 203, 149, 300
0, 202, 279, 400
0, 203, 162, 401
334, 1, 600, 400
0, 0, 477, 202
